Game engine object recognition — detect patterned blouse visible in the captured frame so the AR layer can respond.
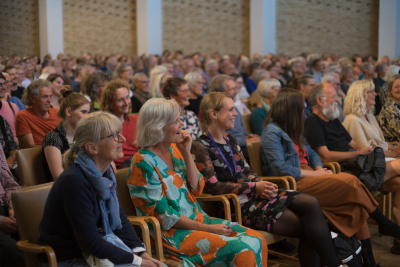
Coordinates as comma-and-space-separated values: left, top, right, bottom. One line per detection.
181, 110, 202, 141
191, 133, 261, 202
0, 116, 19, 158
378, 97, 400, 142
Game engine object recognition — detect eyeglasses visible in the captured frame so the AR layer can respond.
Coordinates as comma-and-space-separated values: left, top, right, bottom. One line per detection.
100, 131, 122, 142
0, 82, 6, 87
178, 89, 190, 94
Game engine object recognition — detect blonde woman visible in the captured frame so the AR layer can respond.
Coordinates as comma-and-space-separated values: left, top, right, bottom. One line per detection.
249, 78, 280, 135
343, 80, 400, 254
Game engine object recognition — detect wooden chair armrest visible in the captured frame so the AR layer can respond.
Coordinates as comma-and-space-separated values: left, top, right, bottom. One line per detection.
323, 162, 336, 173
196, 194, 231, 221
131, 216, 165, 262
390, 141, 400, 146
127, 216, 152, 257
17, 240, 57, 267
261, 176, 297, 190
332, 162, 341, 173
221, 193, 242, 225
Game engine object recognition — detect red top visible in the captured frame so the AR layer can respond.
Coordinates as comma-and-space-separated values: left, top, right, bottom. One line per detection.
293, 143, 308, 165
115, 114, 140, 168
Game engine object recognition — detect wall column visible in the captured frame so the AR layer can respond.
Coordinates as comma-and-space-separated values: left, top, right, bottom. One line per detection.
250, 0, 276, 57
136, 0, 162, 56
378, 0, 400, 59
38, 0, 63, 61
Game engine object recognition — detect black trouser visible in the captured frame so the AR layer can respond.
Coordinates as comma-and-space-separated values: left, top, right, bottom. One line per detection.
0, 206, 24, 267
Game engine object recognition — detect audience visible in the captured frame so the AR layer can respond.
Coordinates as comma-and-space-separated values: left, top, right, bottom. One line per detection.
184, 72, 204, 115
261, 87, 400, 265
245, 62, 261, 94
3, 66, 24, 100
305, 58, 325, 83
128, 98, 268, 266
149, 72, 171, 98
46, 74, 65, 109
0, 73, 19, 140
116, 63, 134, 88
81, 72, 110, 112
0, 143, 24, 267
100, 80, 139, 169
38, 112, 164, 266
321, 72, 345, 121
2, 73, 25, 111
192, 92, 340, 267
130, 72, 150, 113
352, 55, 363, 79
16, 79, 61, 148
339, 66, 354, 95
249, 79, 280, 135
230, 73, 251, 114
289, 74, 316, 118
375, 61, 388, 87
42, 85, 90, 181
163, 77, 202, 141
378, 74, 400, 142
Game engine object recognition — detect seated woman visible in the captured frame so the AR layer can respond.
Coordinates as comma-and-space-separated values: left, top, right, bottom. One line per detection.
100, 80, 139, 169
289, 74, 315, 118
184, 72, 204, 115
42, 85, 90, 181
46, 74, 66, 109
81, 72, 110, 112
343, 80, 400, 253
37, 112, 163, 267
128, 98, 268, 267
163, 77, 202, 141
192, 92, 341, 267
261, 88, 400, 266
0, 115, 19, 172
249, 79, 280, 135
378, 74, 400, 142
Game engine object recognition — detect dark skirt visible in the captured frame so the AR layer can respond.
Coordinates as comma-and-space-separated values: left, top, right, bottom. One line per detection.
241, 189, 300, 233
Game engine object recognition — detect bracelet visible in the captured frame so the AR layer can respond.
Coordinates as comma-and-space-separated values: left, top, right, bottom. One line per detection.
9, 152, 16, 158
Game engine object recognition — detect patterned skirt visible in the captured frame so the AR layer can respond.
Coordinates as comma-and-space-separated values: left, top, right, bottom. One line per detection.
241, 189, 300, 233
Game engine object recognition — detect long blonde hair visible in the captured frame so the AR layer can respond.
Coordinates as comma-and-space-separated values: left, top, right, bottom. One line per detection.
344, 80, 375, 117
62, 112, 122, 169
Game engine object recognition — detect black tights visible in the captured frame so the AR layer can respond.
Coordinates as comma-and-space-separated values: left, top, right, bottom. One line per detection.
272, 193, 339, 267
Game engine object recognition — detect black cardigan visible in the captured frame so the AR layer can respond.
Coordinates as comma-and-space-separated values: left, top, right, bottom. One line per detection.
37, 163, 144, 264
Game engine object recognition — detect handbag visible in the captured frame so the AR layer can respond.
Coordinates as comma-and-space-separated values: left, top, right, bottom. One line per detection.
331, 232, 363, 267
340, 147, 386, 191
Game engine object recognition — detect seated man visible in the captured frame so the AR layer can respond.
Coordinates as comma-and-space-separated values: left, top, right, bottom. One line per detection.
0, 144, 24, 267
16, 79, 61, 148
209, 75, 259, 161
3, 66, 24, 100
304, 83, 373, 166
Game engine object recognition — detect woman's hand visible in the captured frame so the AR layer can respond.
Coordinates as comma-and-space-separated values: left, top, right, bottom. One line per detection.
255, 181, 278, 200
313, 168, 332, 176
205, 224, 232, 236
6, 156, 14, 169
176, 130, 192, 155
140, 252, 163, 267
391, 145, 400, 157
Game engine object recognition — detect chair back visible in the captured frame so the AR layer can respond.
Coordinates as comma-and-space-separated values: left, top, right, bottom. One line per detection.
115, 168, 137, 216
16, 147, 49, 186
247, 140, 263, 176
12, 183, 53, 267
242, 113, 252, 133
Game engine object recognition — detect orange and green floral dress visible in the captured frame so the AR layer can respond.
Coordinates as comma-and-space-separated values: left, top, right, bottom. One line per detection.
127, 144, 268, 267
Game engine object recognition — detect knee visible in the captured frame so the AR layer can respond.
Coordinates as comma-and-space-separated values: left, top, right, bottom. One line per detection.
298, 193, 321, 210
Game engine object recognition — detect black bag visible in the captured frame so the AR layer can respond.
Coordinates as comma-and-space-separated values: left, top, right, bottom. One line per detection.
331, 232, 363, 267
340, 147, 386, 191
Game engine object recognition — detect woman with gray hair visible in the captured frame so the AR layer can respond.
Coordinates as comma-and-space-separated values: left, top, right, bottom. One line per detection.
249, 78, 280, 135
81, 72, 110, 112
184, 72, 204, 115
127, 98, 268, 267
37, 112, 164, 267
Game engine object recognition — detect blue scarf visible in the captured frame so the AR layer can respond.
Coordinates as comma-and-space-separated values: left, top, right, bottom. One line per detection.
74, 151, 122, 234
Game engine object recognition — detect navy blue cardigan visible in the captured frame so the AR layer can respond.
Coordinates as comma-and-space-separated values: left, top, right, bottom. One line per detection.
37, 163, 144, 264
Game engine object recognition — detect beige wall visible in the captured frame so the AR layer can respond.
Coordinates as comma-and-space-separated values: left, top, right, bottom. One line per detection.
0, 0, 40, 57
162, 0, 250, 56
63, 0, 137, 57
276, 0, 379, 58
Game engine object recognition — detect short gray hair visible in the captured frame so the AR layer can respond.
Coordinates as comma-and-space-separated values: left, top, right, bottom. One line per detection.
257, 78, 281, 98
22, 79, 52, 106
62, 112, 122, 169
289, 57, 305, 72
309, 83, 326, 108
209, 75, 233, 93
205, 59, 218, 73
136, 98, 181, 147
117, 63, 132, 77
253, 69, 270, 85
321, 72, 339, 83
184, 72, 202, 90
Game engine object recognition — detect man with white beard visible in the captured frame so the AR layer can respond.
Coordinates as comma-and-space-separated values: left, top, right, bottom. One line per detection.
303, 83, 378, 266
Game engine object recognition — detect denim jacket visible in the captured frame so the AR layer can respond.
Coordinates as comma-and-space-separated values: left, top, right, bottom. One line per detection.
260, 123, 323, 180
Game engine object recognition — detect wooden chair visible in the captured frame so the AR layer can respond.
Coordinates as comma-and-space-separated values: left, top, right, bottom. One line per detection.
242, 113, 252, 134
116, 168, 184, 267
12, 183, 56, 267
16, 147, 50, 186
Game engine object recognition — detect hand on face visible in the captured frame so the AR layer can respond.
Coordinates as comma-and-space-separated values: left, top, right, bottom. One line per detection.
176, 130, 192, 155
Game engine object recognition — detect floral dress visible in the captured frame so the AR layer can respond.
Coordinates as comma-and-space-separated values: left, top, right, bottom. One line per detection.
191, 133, 300, 233
127, 144, 268, 267
378, 97, 400, 142
181, 110, 202, 141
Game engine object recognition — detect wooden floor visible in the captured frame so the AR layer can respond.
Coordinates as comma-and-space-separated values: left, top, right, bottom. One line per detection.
267, 220, 400, 267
